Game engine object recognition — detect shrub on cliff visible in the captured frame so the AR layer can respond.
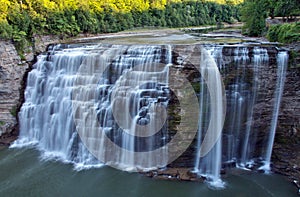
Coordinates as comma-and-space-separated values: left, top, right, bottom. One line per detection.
267, 22, 300, 43
241, 0, 269, 36
0, 21, 12, 39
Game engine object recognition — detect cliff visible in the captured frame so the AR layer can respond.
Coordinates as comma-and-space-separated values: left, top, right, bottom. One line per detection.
272, 48, 300, 188
0, 35, 62, 145
0, 41, 29, 145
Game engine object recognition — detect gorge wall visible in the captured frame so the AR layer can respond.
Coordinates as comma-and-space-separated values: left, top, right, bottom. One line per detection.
167, 44, 300, 186
273, 58, 300, 187
0, 35, 61, 144
0, 41, 28, 144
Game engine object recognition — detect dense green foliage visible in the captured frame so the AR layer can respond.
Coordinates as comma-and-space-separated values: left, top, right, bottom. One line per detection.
241, 0, 268, 36
267, 22, 300, 43
241, 0, 300, 36
0, 0, 241, 42
274, 0, 300, 19
1, 0, 298, 48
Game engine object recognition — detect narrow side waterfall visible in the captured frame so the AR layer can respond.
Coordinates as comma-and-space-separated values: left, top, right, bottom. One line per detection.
240, 47, 269, 167
194, 45, 287, 177
260, 51, 288, 171
194, 45, 226, 187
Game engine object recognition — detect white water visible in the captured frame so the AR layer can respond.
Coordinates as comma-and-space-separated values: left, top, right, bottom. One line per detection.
239, 47, 269, 167
260, 51, 288, 172
14, 44, 172, 171
12, 43, 289, 187
198, 45, 281, 174
194, 46, 226, 188
11, 45, 102, 169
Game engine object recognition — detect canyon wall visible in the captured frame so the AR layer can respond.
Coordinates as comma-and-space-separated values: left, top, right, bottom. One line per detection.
273, 57, 300, 187
0, 41, 28, 144
0, 35, 61, 144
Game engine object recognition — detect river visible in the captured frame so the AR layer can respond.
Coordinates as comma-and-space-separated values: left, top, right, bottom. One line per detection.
0, 147, 298, 196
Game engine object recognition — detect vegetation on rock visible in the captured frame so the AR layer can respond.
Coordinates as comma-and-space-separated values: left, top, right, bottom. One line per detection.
267, 22, 300, 43
241, 0, 300, 37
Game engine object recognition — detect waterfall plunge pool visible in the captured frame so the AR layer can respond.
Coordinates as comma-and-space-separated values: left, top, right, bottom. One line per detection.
0, 147, 298, 197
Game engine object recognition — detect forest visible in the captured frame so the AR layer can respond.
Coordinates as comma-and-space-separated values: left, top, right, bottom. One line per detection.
0, 0, 299, 49
241, 0, 300, 40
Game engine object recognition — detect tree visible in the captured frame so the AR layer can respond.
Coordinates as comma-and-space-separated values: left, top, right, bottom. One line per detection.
0, 0, 242, 40
275, 0, 300, 20
241, 0, 268, 36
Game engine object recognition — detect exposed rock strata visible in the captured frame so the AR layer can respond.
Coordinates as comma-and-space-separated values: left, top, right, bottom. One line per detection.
0, 41, 28, 144
272, 51, 300, 190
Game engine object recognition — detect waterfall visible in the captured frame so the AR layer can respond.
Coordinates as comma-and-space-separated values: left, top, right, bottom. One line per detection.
12, 42, 288, 187
194, 45, 226, 188
195, 45, 280, 179
13, 44, 172, 171
226, 47, 250, 165
11, 44, 102, 169
239, 47, 269, 167
260, 51, 288, 172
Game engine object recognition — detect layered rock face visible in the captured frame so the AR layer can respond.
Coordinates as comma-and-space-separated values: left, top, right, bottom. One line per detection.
272, 60, 300, 186
0, 41, 28, 143
167, 45, 300, 186
0, 36, 63, 143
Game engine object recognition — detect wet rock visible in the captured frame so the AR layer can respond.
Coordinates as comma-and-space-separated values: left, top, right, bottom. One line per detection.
141, 168, 201, 182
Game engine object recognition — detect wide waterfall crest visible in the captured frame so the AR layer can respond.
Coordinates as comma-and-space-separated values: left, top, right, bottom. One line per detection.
72, 44, 203, 171
72, 45, 171, 171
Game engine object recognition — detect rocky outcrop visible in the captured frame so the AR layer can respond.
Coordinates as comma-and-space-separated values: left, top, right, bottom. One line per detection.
0, 35, 63, 145
33, 35, 61, 55
0, 41, 29, 144
142, 168, 199, 182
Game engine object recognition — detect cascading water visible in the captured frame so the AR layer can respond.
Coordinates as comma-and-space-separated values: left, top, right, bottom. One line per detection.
194, 45, 287, 178
11, 44, 102, 169
239, 47, 269, 167
13, 44, 173, 171
260, 51, 288, 172
194, 45, 226, 187
12, 42, 288, 188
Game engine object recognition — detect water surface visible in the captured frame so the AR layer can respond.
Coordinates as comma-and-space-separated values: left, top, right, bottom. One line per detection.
0, 147, 297, 197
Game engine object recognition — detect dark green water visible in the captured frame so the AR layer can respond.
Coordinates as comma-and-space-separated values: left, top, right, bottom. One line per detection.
0, 147, 298, 197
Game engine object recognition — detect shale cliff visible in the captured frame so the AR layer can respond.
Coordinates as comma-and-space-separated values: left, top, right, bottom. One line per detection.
0, 35, 61, 144
272, 50, 300, 188
0, 41, 28, 144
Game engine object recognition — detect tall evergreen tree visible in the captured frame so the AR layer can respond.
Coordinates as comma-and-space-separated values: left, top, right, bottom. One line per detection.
241, 0, 268, 36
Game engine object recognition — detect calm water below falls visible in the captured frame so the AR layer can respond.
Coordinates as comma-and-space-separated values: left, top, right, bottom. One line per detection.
0, 147, 298, 197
